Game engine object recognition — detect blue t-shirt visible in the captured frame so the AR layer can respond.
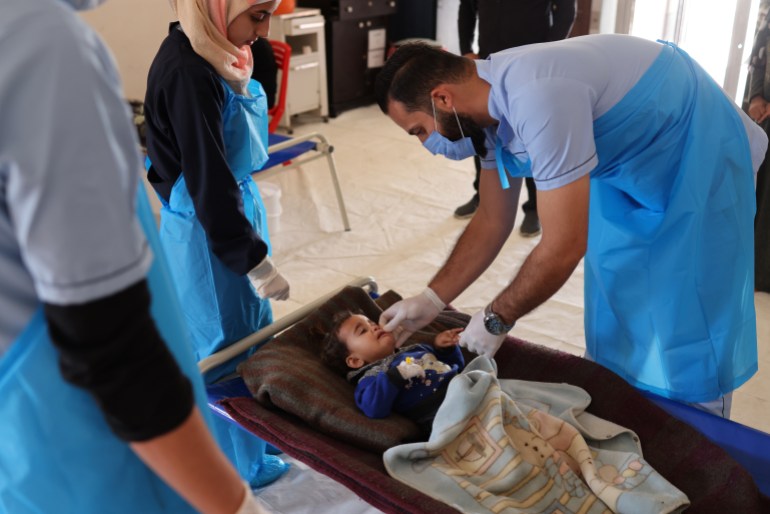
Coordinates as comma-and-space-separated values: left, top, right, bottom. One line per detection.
477, 34, 767, 190
477, 34, 662, 190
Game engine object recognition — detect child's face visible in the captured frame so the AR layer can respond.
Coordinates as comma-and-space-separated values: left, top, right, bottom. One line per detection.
227, 2, 277, 47
338, 314, 396, 369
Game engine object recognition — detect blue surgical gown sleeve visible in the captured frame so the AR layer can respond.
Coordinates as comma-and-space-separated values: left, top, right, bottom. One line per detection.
145, 50, 269, 276
1, 7, 151, 306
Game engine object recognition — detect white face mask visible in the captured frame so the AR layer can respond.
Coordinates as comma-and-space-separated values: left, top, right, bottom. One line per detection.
62, 0, 108, 11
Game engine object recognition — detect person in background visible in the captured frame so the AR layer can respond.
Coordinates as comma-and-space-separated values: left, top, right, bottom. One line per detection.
144, 0, 290, 488
251, 37, 278, 109
0, 0, 269, 512
747, 10, 770, 293
453, 0, 577, 238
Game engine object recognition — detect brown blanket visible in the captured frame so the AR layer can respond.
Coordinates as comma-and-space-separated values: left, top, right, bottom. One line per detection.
228, 286, 769, 513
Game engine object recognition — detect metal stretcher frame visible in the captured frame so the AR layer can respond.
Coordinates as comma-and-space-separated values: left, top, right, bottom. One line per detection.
254, 131, 351, 231
199, 276, 377, 374
203, 277, 770, 497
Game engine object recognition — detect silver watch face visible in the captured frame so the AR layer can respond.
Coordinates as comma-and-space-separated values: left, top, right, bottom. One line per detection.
483, 312, 506, 335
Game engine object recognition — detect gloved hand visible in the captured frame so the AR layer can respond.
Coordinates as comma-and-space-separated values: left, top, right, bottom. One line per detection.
247, 256, 290, 301
379, 287, 445, 346
234, 481, 271, 514
397, 359, 426, 380
459, 309, 507, 358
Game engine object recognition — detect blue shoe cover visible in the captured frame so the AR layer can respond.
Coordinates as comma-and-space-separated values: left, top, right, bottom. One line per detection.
247, 454, 289, 487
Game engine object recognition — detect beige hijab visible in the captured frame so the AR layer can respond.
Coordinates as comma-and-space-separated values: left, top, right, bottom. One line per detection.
170, 0, 278, 94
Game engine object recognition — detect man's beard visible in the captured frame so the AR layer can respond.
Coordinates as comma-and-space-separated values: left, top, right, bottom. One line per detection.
435, 109, 488, 158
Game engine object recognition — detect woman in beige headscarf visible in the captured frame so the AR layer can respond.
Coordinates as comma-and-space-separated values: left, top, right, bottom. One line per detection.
144, 0, 290, 494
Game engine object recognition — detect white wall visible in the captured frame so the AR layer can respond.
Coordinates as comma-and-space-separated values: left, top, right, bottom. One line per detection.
79, 0, 175, 101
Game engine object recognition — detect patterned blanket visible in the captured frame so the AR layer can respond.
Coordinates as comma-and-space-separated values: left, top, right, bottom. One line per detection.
384, 357, 690, 514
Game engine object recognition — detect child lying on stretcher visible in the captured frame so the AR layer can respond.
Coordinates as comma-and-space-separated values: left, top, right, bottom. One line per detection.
321, 311, 465, 435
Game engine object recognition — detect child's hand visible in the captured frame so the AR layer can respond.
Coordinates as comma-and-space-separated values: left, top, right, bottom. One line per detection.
434, 328, 463, 348
397, 360, 425, 380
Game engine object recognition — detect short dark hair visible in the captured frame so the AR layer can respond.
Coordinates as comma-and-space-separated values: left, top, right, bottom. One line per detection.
320, 310, 356, 376
375, 43, 473, 115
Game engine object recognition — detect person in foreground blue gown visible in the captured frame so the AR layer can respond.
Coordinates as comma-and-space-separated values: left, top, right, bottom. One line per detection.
144, 0, 290, 488
375, 35, 767, 418
0, 0, 271, 512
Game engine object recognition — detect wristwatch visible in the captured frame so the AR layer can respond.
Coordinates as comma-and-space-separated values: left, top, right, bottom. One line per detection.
483, 304, 515, 335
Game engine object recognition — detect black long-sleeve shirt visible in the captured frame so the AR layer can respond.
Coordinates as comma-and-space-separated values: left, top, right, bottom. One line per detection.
144, 25, 268, 276
44, 280, 194, 442
458, 0, 577, 58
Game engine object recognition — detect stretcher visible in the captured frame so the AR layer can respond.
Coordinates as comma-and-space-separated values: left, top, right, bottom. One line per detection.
205, 277, 770, 512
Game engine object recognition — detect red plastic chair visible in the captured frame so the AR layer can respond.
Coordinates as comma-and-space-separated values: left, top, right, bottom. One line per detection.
267, 40, 291, 134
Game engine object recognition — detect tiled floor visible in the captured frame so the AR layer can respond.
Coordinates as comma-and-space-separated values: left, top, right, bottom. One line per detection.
240, 105, 769, 512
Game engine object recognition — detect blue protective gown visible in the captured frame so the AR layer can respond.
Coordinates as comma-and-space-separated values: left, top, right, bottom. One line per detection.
0, 0, 221, 509
0, 190, 204, 513
151, 78, 287, 486
495, 43, 759, 403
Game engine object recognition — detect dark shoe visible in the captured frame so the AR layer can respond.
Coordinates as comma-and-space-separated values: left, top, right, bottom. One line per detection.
454, 196, 479, 219
520, 211, 541, 237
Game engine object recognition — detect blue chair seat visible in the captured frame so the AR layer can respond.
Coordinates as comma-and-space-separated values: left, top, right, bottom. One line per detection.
260, 133, 317, 172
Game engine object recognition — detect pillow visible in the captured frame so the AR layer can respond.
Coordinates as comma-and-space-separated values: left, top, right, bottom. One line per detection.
236, 286, 468, 452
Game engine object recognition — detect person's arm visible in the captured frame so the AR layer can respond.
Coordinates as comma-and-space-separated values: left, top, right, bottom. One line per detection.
749, 19, 770, 121
165, 65, 269, 276
131, 409, 248, 514
748, 13, 770, 116
355, 370, 404, 418
432, 340, 465, 369
11, 19, 258, 513
749, 49, 768, 112
428, 171, 522, 304
490, 174, 589, 324
548, 0, 577, 41
485, 77, 595, 324
458, 0, 479, 57
43, 281, 250, 514
433, 328, 463, 349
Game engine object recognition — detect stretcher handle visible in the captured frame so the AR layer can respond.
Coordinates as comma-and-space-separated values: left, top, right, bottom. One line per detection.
198, 276, 378, 374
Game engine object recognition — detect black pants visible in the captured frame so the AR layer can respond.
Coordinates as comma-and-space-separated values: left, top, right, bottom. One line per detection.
756, 121, 770, 292
472, 155, 537, 214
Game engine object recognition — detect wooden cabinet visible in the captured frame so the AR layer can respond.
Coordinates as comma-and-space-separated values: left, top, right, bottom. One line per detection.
298, 0, 396, 20
298, 0, 395, 116
326, 17, 389, 114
